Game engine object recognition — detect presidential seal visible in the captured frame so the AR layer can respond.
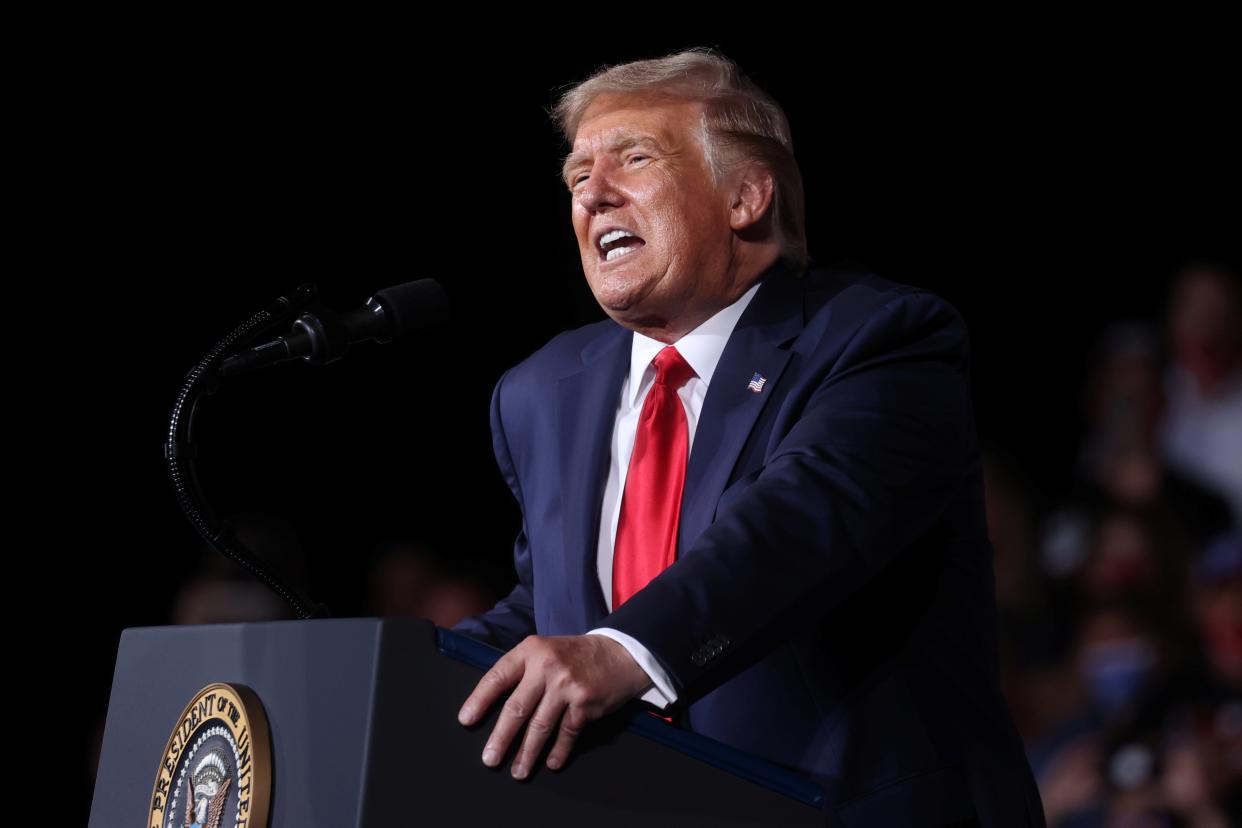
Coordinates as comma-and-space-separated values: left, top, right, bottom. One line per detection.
149, 683, 271, 828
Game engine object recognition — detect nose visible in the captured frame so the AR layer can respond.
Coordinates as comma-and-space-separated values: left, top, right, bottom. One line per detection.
575, 161, 624, 214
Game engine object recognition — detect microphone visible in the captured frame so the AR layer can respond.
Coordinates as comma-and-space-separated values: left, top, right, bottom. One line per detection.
218, 279, 448, 376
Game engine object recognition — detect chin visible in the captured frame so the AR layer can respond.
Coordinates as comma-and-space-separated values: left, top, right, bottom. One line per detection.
587, 272, 653, 314
596, 290, 642, 315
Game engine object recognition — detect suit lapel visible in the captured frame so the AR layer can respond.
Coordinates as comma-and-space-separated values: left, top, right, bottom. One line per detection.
557, 325, 630, 627
677, 265, 806, 556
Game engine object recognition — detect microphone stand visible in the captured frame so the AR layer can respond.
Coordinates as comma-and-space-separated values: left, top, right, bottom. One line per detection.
164, 284, 332, 620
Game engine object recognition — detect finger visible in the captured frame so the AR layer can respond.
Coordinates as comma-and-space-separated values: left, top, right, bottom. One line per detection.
510, 692, 568, 780
458, 652, 524, 727
544, 702, 588, 771
481, 671, 546, 770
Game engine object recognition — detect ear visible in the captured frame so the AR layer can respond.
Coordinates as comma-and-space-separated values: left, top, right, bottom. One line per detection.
728, 165, 775, 232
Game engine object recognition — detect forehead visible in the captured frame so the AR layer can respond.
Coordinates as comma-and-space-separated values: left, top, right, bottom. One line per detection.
571, 93, 704, 153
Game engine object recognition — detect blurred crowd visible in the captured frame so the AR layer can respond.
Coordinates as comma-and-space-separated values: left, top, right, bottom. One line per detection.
989, 261, 1241, 826
144, 260, 1241, 825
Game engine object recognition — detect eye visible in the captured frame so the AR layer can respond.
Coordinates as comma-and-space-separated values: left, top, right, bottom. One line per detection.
626, 153, 650, 165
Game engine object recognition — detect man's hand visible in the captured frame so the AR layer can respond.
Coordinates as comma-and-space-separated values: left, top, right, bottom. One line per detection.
457, 634, 654, 779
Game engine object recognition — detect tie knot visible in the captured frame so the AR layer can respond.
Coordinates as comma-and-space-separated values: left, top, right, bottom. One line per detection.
652, 346, 696, 389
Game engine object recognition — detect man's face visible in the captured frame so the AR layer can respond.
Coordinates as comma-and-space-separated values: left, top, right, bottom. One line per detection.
565, 93, 740, 337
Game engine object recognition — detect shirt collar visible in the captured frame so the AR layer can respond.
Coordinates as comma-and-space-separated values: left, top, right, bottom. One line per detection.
626, 279, 763, 408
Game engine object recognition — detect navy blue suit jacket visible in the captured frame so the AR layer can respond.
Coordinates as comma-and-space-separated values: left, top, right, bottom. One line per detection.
453, 259, 1046, 827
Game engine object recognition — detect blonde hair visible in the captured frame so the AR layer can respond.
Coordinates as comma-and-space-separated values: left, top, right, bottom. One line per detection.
551, 47, 808, 273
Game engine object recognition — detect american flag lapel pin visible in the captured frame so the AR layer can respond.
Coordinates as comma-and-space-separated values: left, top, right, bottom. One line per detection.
747, 372, 767, 393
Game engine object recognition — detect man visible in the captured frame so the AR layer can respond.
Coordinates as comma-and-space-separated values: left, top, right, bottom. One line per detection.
452, 48, 1046, 827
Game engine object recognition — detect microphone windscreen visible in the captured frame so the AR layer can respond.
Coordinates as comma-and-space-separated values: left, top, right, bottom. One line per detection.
372, 279, 449, 343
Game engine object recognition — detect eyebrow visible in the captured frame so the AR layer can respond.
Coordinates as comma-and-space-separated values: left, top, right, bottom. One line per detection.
561, 133, 663, 186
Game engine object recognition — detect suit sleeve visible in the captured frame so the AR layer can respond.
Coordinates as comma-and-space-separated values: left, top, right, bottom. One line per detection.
597, 290, 977, 710
450, 369, 537, 650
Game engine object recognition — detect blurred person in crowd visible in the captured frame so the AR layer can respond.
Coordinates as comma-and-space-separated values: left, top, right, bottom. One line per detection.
1159, 262, 1242, 527
1020, 508, 1190, 748
987, 443, 1049, 617
1075, 601, 1171, 726
170, 512, 308, 625
1041, 701, 1240, 827
366, 539, 494, 627
985, 444, 1072, 742
1153, 701, 1242, 826
1075, 322, 1233, 546
1188, 530, 1242, 694
1078, 510, 1188, 604
1038, 507, 1190, 661
1076, 322, 1166, 490
1033, 600, 1175, 826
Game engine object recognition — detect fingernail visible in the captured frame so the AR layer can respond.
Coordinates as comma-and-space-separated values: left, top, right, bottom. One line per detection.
547, 757, 561, 770
512, 763, 527, 779
482, 748, 498, 766
458, 706, 473, 725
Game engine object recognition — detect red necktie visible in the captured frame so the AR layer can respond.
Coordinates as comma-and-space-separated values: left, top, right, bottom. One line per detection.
612, 345, 696, 610
613, 347, 695, 724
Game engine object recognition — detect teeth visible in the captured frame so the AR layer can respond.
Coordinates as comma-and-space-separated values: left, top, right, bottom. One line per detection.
599, 229, 635, 249
605, 245, 638, 261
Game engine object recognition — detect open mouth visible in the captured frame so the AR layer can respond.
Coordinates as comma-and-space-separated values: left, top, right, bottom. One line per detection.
597, 229, 647, 264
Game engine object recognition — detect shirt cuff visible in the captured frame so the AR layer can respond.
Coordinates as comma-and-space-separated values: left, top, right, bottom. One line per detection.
585, 627, 678, 709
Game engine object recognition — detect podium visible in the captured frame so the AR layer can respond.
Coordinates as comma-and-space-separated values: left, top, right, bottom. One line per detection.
89, 618, 829, 826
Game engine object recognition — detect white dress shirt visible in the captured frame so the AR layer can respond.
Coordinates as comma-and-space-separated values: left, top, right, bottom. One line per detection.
1159, 363, 1242, 525
585, 279, 762, 708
